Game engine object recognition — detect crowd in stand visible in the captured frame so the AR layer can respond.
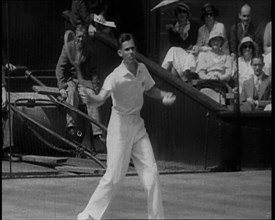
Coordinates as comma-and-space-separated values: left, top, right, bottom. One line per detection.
161, 2, 271, 111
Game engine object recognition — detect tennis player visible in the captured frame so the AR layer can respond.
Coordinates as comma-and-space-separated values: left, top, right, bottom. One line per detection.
77, 33, 176, 220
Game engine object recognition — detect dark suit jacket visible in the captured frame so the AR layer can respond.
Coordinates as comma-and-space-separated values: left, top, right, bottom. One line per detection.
240, 74, 271, 110
229, 22, 262, 55
55, 40, 98, 90
70, 0, 109, 27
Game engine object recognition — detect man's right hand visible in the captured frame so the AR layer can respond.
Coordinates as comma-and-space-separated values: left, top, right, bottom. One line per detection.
60, 89, 67, 98
79, 86, 89, 104
88, 24, 97, 37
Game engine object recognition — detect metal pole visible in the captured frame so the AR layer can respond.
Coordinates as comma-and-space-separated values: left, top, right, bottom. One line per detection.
203, 112, 210, 170
5, 1, 13, 178
234, 1, 240, 114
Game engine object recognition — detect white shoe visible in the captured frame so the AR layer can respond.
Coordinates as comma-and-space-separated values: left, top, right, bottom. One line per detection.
77, 212, 93, 220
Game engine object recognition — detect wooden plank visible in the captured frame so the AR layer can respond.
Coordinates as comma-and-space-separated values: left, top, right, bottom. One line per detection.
21, 155, 68, 165
32, 85, 60, 96
55, 166, 105, 174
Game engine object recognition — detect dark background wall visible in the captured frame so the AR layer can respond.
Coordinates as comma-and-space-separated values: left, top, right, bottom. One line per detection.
2, 0, 71, 69
1, 0, 149, 69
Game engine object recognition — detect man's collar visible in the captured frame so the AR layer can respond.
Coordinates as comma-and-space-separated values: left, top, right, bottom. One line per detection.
120, 60, 140, 76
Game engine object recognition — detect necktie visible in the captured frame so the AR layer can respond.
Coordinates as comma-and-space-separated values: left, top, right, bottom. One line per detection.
255, 78, 260, 92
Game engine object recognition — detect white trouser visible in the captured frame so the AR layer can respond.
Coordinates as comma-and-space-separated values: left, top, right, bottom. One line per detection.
66, 80, 102, 135
81, 111, 164, 219
161, 47, 196, 79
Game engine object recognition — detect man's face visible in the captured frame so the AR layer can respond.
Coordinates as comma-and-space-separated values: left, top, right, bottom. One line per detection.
252, 58, 264, 77
75, 30, 87, 48
118, 39, 137, 64
239, 5, 251, 27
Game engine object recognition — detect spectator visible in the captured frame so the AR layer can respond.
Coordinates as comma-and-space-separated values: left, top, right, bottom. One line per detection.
263, 21, 272, 55
231, 36, 257, 93
70, 0, 112, 37
2, 56, 16, 157
2, 66, 8, 151
263, 21, 271, 77
192, 3, 229, 55
240, 55, 271, 111
184, 3, 229, 80
55, 26, 103, 151
161, 2, 199, 82
229, 3, 262, 59
196, 30, 232, 82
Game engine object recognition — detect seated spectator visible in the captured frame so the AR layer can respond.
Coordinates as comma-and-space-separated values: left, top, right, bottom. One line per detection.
263, 21, 271, 77
196, 30, 232, 82
161, 2, 199, 82
231, 36, 257, 93
240, 55, 271, 111
263, 52, 271, 77
55, 26, 103, 151
229, 3, 262, 59
70, 0, 112, 37
263, 21, 271, 55
195, 3, 229, 54
2, 49, 17, 155
184, 3, 229, 78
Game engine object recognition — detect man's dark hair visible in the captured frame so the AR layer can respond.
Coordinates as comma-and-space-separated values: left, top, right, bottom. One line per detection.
117, 33, 135, 49
251, 54, 264, 64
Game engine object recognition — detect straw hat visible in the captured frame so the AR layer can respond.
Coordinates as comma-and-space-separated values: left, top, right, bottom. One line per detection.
175, 2, 191, 17
238, 36, 257, 54
201, 3, 218, 20
208, 29, 225, 46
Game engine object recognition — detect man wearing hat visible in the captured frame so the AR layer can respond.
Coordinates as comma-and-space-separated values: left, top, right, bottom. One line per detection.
161, 2, 199, 82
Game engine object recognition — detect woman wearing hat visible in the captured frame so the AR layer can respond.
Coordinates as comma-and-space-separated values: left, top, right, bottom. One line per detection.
184, 3, 229, 81
231, 36, 257, 93
192, 3, 229, 55
161, 2, 199, 82
196, 30, 232, 82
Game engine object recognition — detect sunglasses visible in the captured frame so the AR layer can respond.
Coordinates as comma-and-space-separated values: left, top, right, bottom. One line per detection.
205, 13, 214, 17
242, 44, 253, 49
177, 9, 188, 14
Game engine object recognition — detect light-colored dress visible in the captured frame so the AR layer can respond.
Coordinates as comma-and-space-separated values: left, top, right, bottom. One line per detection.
184, 21, 230, 75
196, 50, 232, 81
232, 57, 254, 93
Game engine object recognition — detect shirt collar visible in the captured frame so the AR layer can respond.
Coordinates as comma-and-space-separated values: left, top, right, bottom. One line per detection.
120, 60, 141, 77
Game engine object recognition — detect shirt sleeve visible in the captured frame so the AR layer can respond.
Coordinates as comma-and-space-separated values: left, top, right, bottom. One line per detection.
102, 72, 114, 91
141, 64, 155, 91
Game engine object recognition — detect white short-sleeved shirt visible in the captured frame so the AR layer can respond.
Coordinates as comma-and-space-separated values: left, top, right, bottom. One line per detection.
102, 61, 155, 115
